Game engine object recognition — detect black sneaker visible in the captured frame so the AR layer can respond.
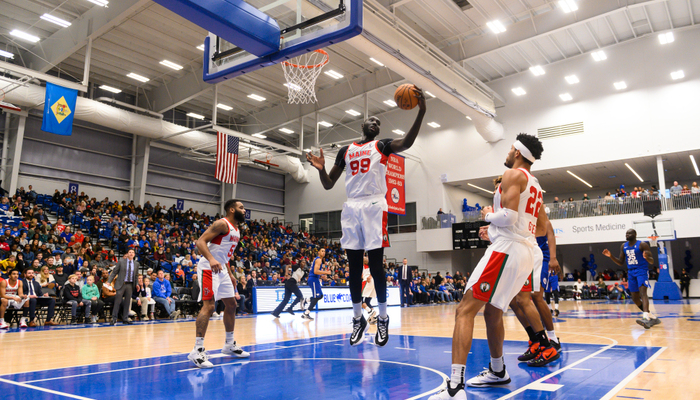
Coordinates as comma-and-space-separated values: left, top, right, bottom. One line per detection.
286, 307, 295, 315
550, 339, 561, 351
527, 345, 560, 367
301, 313, 314, 321
651, 317, 661, 326
271, 313, 280, 319
554, 309, 560, 317
375, 315, 390, 347
427, 380, 467, 399
350, 315, 368, 346
636, 318, 653, 329
518, 341, 539, 362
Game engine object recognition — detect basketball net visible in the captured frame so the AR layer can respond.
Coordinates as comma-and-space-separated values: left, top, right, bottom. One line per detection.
648, 236, 659, 247
281, 49, 329, 104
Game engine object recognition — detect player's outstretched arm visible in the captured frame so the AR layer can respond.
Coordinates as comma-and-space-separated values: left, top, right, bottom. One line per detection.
602, 245, 625, 266
640, 242, 655, 264
195, 219, 228, 273
543, 217, 561, 274
390, 87, 426, 153
306, 149, 343, 190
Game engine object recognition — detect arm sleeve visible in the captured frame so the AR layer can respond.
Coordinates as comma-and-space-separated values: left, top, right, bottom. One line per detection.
377, 139, 394, 156
333, 146, 349, 169
485, 208, 518, 227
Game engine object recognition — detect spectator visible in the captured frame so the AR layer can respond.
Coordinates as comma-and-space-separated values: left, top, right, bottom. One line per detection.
572, 278, 584, 300
153, 270, 180, 319
21, 268, 57, 327
37, 266, 55, 291
692, 182, 700, 194
63, 274, 90, 324
609, 283, 623, 300
680, 270, 691, 299
53, 265, 68, 293
80, 275, 102, 323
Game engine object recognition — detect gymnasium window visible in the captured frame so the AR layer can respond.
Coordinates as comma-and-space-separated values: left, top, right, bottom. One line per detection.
301, 202, 416, 238
388, 202, 417, 234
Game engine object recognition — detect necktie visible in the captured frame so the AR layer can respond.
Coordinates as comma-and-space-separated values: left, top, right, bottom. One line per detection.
127, 261, 132, 282
403, 265, 407, 280
29, 280, 34, 296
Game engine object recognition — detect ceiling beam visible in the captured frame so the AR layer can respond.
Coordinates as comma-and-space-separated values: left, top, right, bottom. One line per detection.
19, 0, 151, 73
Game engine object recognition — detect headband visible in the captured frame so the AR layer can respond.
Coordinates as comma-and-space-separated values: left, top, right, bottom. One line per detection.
513, 140, 535, 163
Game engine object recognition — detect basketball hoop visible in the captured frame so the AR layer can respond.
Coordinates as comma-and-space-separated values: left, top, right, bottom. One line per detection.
281, 49, 329, 104
648, 236, 659, 247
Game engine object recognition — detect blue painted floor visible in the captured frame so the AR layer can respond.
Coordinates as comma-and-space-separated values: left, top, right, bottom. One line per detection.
0, 334, 662, 400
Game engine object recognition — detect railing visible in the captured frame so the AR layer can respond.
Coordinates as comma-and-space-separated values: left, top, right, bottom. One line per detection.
420, 211, 482, 230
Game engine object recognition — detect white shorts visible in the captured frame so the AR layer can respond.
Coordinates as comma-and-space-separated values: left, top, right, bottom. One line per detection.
362, 280, 376, 298
197, 264, 235, 302
341, 195, 389, 251
465, 239, 535, 312
521, 245, 543, 293
8, 298, 27, 309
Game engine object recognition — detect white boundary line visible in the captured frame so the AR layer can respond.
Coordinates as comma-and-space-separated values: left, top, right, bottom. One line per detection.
0, 377, 95, 400
599, 347, 667, 400
176, 357, 447, 400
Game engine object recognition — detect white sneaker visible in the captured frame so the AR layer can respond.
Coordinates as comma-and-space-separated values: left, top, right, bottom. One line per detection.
19, 318, 28, 328
211, 312, 220, 318
91, 316, 98, 324
188, 348, 214, 369
428, 380, 467, 400
368, 309, 379, 325
0, 320, 8, 330
466, 364, 511, 387
222, 341, 250, 358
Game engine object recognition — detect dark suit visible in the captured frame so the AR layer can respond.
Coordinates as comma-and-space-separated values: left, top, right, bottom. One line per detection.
398, 264, 412, 306
22, 279, 55, 322
108, 258, 139, 322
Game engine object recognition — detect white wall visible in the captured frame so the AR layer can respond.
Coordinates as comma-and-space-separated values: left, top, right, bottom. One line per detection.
18, 175, 130, 203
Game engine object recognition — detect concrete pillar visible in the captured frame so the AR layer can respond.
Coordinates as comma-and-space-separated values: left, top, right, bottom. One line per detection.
132, 136, 151, 206
220, 182, 237, 215
657, 155, 666, 198
5, 115, 26, 195
1, 114, 10, 187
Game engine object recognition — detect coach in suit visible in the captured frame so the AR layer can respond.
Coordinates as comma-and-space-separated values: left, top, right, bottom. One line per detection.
108, 248, 139, 325
399, 258, 413, 307
22, 267, 57, 326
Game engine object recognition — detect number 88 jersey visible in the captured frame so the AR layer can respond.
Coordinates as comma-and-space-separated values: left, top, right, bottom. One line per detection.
489, 168, 543, 245
340, 140, 391, 199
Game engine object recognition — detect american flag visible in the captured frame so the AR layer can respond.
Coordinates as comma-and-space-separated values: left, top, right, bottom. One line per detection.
215, 132, 239, 184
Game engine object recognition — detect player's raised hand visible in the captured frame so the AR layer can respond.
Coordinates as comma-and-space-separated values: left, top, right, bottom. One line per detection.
481, 205, 493, 220
602, 249, 611, 257
306, 149, 326, 171
413, 86, 426, 111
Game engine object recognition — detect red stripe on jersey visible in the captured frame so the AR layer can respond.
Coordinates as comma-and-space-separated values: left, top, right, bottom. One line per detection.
472, 251, 507, 302
374, 141, 389, 166
520, 270, 533, 293
201, 270, 213, 301
210, 218, 232, 245
516, 168, 530, 180
382, 211, 390, 248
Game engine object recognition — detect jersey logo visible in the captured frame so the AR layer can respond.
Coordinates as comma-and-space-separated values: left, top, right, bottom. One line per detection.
204, 288, 210, 296
524, 278, 530, 286
480, 282, 491, 293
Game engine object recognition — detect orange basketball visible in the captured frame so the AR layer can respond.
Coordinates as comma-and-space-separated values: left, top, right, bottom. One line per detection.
394, 84, 419, 110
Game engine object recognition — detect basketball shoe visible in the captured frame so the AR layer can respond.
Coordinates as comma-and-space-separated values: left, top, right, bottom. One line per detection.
651, 317, 661, 326
0, 319, 8, 329
466, 364, 511, 387
636, 318, 653, 329
527, 345, 560, 367
350, 315, 368, 346
368, 309, 378, 325
427, 380, 467, 400
188, 347, 214, 369
517, 341, 539, 362
375, 315, 390, 347
301, 313, 314, 320
19, 317, 27, 328
222, 342, 250, 358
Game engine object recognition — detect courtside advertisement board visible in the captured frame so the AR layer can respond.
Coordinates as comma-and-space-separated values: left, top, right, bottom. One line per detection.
386, 154, 406, 215
255, 286, 401, 313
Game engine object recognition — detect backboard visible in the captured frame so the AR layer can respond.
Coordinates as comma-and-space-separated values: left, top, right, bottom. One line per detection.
633, 218, 676, 241
203, 0, 362, 83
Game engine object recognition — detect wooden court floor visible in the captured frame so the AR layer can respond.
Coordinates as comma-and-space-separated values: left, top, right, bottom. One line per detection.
1, 299, 698, 399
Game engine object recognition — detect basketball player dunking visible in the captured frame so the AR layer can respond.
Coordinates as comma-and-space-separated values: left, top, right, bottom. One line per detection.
430, 133, 546, 400
306, 87, 426, 346
603, 229, 660, 329
188, 199, 250, 368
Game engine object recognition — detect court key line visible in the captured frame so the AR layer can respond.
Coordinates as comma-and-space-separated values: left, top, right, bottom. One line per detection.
599, 347, 667, 400
177, 357, 448, 400
0, 377, 95, 400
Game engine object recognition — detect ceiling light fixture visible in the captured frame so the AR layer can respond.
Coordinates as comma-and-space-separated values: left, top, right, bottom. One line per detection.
468, 183, 495, 194
486, 20, 506, 34
252, 133, 267, 139
529, 65, 545, 76
187, 112, 205, 120
324, 70, 343, 79
196, 44, 205, 51
425, 91, 436, 98
591, 50, 607, 61
383, 100, 397, 107
126, 72, 149, 82
160, 60, 183, 70
369, 58, 384, 66
511, 87, 526, 96
284, 83, 302, 91
559, 93, 573, 101
466, 116, 472, 120
86, 0, 109, 6
217, 103, 233, 111
392, 129, 405, 135
346, 109, 361, 116
691, 155, 699, 176
559, 0, 578, 13
279, 128, 294, 134
99, 85, 121, 94
427, 122, 441, 128
247, 94, 266, 101
567, 170, 592, 188
318, 121, 333, 127
614, 81, 627, 90
9, 30, 40, 43
658, 32, 674, 45
671, 70, 685, 80
0, 50, 14, 59
40, 14, 72, 28
303, 148, 311, 152
625, 163, 644, 182
565, 75, 579, 84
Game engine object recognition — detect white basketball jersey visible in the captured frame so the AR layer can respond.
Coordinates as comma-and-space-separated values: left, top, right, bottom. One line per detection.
197, 218, 240, 270
362, 264, 370, 280
489, 168, 543, 245
344, 140, 388, 199
5, 279, 19, 297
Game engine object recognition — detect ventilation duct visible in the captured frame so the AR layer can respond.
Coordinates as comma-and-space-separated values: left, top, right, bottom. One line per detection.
537, 122, 584, 140
2, 81, 309, 182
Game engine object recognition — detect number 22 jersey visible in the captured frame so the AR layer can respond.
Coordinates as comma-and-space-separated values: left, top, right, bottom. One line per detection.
335, 139, 393, 200
489, 168, 543, 246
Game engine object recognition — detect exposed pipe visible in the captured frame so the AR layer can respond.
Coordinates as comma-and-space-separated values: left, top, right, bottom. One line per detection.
95, 97, 163, 119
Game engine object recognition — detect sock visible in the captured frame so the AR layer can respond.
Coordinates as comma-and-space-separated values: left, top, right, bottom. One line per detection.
378, 302, 388, 318
225, 331, 234, 345
490, 356, 504, 373
554, 303, 559, 310
450, 364, 466, 387
353, 302, 363, 318
525, 326, 536, 342
643, 312, 650, 320
547, 330, 558, 343
535, 330, 549, 348
195, 337, 204, 350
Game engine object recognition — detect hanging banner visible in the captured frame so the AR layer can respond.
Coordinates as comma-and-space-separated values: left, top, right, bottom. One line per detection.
41, 82, 78, 136
386, 154, 405, 215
